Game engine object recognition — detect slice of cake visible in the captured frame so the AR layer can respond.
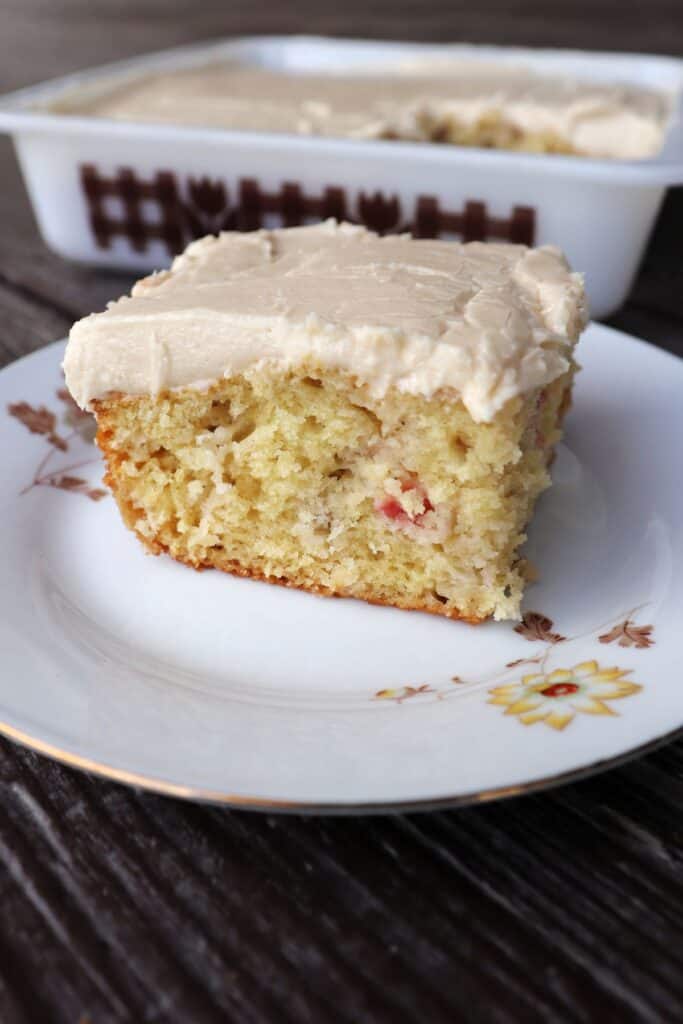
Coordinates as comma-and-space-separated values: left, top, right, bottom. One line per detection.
64, 222, 587, 622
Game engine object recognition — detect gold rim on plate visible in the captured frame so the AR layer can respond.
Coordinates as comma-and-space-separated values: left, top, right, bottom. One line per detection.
1, 715, 680, 815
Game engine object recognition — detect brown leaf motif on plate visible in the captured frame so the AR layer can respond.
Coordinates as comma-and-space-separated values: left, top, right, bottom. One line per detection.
51, 475, 107, 501
598, 619, 654, 649
7, 384, 104, 502
514, 612, 565, 644
8, 401, 67, 450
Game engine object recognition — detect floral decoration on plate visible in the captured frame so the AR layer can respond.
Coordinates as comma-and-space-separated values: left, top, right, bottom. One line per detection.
488, 660, 641, 730
374, 608, 653, 729
7, 387, 105, 501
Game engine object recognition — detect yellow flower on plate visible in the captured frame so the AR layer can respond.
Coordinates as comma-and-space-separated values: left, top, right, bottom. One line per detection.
488, 660, 642, 730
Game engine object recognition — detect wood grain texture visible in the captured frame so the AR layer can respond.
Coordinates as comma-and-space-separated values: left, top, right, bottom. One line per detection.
0, 3, 682, 1022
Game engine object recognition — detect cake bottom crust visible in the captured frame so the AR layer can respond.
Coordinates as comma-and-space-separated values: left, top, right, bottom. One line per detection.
153, 543, 485, 624
123, 496, 486, 625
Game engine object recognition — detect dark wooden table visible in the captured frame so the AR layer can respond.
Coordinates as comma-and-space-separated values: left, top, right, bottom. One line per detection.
1, 5, 683, 1022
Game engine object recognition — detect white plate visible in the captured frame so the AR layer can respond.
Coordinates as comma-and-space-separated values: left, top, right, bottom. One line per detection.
1, 324, 682, 812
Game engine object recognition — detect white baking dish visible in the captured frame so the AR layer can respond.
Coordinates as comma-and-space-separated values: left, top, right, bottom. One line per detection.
1, 36, 682, 318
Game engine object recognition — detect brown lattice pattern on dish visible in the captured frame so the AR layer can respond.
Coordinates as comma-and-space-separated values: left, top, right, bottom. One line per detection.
80, 164, 536, 255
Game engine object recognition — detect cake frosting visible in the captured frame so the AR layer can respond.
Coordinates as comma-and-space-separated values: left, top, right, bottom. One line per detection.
52, 62, 669, 159
64, 221, 587, 423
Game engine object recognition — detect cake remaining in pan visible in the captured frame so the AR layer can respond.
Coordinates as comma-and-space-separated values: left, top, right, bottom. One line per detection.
64, 222, 587, 622
51, 60, 669, 159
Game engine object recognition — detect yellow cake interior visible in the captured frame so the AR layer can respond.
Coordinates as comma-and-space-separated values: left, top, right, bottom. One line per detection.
416, 111, 576, 154
94, 362, 574, 623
